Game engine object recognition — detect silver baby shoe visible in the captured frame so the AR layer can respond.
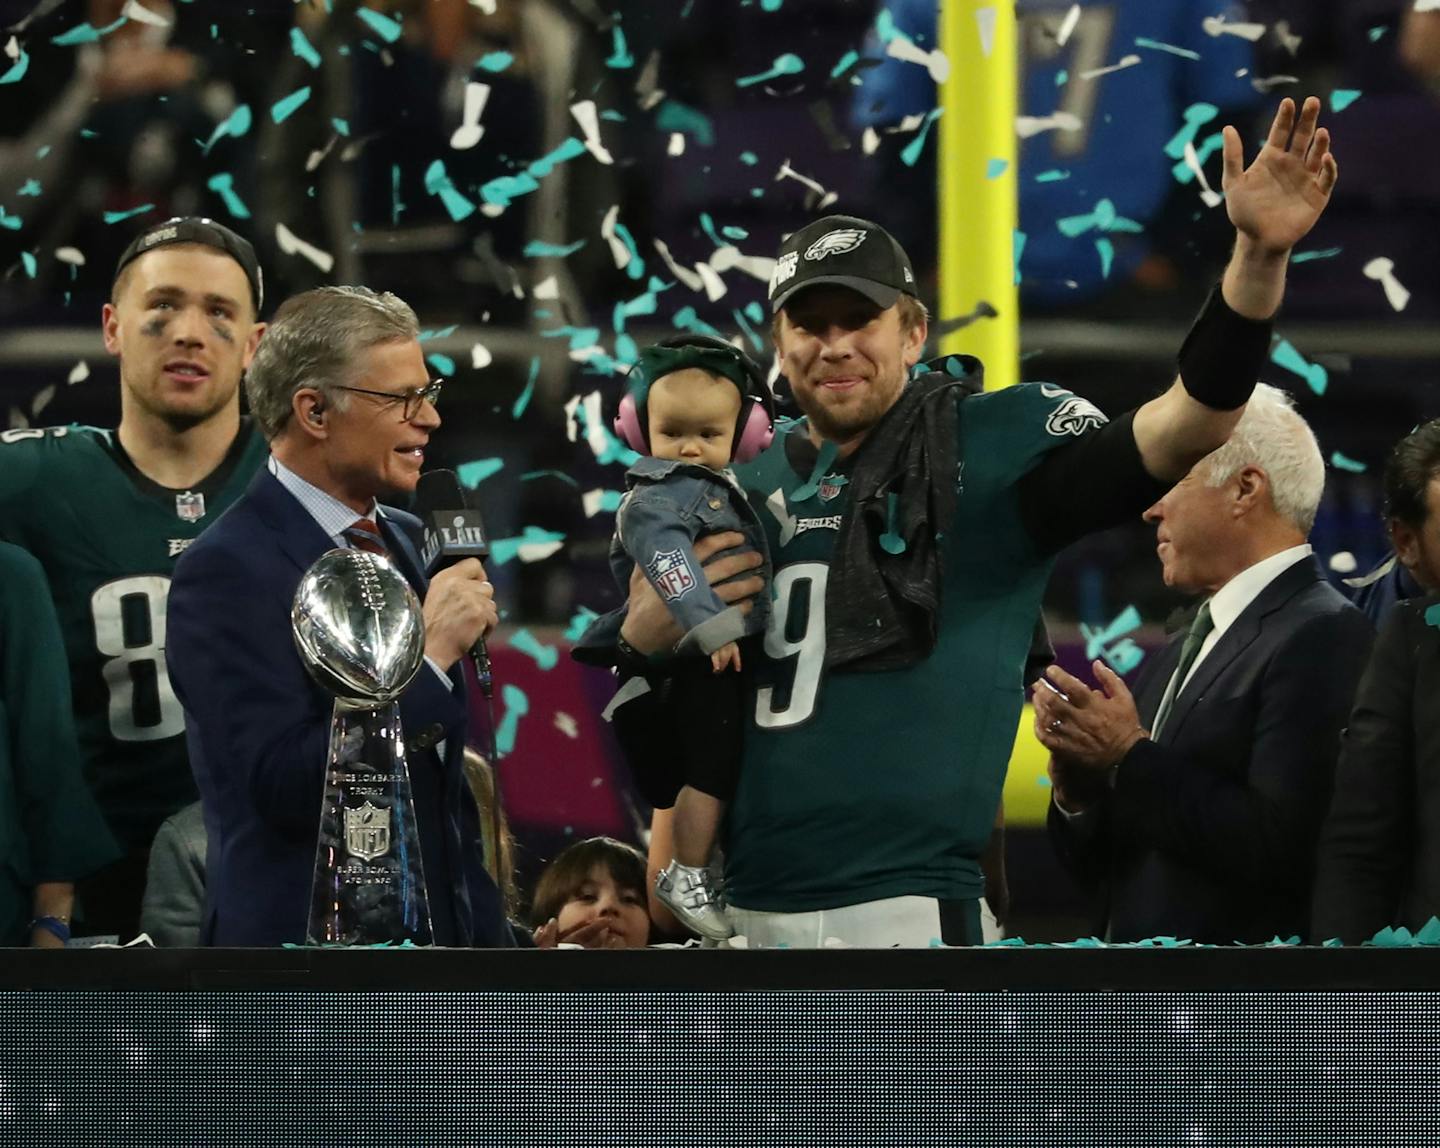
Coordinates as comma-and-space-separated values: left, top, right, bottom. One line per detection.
655, 860, 734, 941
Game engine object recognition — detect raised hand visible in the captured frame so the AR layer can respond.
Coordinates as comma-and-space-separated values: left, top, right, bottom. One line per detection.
1222, 96, 1339, 256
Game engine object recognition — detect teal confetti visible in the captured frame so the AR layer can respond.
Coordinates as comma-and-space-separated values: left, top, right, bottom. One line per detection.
605, 22, 633, 68
20, 252, 36, 278
901, 107, 943, 167
332, 117, 350, 136
733, 307, 764, 353
601, 110, 627, 123
1290, 247, 1342, 264
1368, 26, 1388, 42
1330, 89, 1361, 113
491, 527, 567, 566
878, 493, 906, 555
986, 158, 1008, 180
721, 224, 748, 240
202, 105, 253, 155
744, 300, 764, 323
1164, 103, 1219, 160
1330, 451, 1366, 473
656, 100, 715, 146
1425, 603, 1440, 630
1171, 131, 1223, 184
457, 458, 505, 487
673, 306, 725, 340
271, 86, 312, 124
1095, 237, 1114, 279
51, 16, 127, 46
476, 50, 514, 72
761, 0, 783, 9
103, 204, 156, 224
290, 26, 321, 68
1036, 774, 1052, 787
1055, 69, 1068, 85
206, 172, 251, 219
830, 49, 859, 79
520, 469, 580, 486
789, 442, 838, 502
391, 164, 404, 224
424, 159, 476, 221
508, 628, 559, 671
736, 53, 804, 88
418, 325, 459, 341
1134, 36, 1200, 59
1013, 229, 1026, 284
16, 180, 40, 197
522, 239, 586, 257
35, 146, 51, 159
875, 7, 900, 43
612, 223, 645, 281
426, 353, 455, 376
739, 150, 758, 165
478, 137, 586, 210
1270, 337, 1328, 396
564, 607, 600, 642
513, 357, 539, 419
356, 6, 403, 42
699, 212, 724, 248
494, 684, 530, 756
1057, 198, 1144, 238
1034, 169, 1070, 183
0, 207, 22, 231
0, 46, 30, 84
1081, 605, 1142, 666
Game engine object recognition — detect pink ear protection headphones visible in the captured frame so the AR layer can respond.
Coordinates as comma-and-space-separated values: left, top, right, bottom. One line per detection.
613, 334, 777, 464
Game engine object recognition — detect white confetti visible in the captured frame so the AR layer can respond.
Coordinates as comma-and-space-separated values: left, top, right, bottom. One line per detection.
532, 275, 560, 300
1078, 54, 1142, 80
708, 244, 776, 284
1055, 4, 1081, 47
304, 138, 337, 173
581, 489, 611, 518
470, 343, 493, 370
975, 5, 997, 56
450, 82, 490, 150
1418, 0, 1440, 11
600, 204, 632, 271
775, 159, 839, 209
275, 223, 334, 273
652, 238, 706, 292
1274, 20, 1302, 55
7, 408, 26, 430
1182, 140, 1224, 207
517, 540, 566, 563
1363, 257, 1411, 311
4, 35, 18, 61
1250, 74, 1299, 92
696, 261, 728, 302
67, 360, 89, 385
667, 132, 685, 157
122, 0, 170, 27
861, 126, 881, 155
30, 385, 55, 417
54, 246, 85, 265
570, 100, 614, 165
1202, 15, 1267, 41
554, 712, 580, 739
1328, 551, 1358, 574
1015, 111, 1083, 138
884, 34, 950, 83
563, 394, 583, 443
468, 0, 498, 16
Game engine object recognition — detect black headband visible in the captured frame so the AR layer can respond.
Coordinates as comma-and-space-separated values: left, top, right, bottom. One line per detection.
114, 217, 264, 312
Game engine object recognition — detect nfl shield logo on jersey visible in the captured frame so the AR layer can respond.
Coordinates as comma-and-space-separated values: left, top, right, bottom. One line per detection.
647, 548, 696, 601
818, 474, 846, 503
175, 490, 206, 522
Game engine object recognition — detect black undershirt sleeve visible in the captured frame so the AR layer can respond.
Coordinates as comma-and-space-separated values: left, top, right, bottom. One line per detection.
1016, 408, 1171, 556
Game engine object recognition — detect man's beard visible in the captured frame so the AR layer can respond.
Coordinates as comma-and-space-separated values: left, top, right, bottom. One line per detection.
793, 372, 903, 442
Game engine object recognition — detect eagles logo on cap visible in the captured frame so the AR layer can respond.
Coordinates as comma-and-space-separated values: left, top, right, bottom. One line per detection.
769, 214, 917, 314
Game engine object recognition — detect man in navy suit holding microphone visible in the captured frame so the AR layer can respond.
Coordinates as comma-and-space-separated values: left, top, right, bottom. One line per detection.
167, 285, 510, 946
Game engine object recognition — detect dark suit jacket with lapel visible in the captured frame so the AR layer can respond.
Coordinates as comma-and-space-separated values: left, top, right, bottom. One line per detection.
1312, 593, 1440, 943
167, 468, 510, 947
1048, 556, 1373, 944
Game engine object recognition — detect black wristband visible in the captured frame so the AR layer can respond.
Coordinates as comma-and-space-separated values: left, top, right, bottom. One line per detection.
616, 632, 667, 676
1176, 283, 1273, 410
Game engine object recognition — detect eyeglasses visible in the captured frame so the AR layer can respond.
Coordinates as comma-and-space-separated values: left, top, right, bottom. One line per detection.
331, 378, 444, 421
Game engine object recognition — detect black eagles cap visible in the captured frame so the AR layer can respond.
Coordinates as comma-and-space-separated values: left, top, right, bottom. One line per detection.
767, 214, 917, 313
114, 216, 264, 312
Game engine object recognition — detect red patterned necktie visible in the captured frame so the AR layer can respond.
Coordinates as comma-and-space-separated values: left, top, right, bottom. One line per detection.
343, 517, 389, 556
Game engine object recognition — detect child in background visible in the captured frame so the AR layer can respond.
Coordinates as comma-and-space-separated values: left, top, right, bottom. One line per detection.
530, 837, 652, 949
574, 335, 775, 942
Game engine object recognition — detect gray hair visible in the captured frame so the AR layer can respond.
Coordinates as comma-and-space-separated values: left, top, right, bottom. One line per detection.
245, 285, 419, 439
1201, 383, 1325, 535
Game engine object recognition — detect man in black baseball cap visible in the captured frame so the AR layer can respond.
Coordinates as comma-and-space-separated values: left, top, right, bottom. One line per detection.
114, 216, 264, 313
605, 97, 1345, 950
0, 215, 271, 941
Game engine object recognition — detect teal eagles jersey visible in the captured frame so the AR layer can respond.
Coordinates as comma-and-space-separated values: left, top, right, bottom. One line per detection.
726, 382, 1106, 912
0, 423, 268, 851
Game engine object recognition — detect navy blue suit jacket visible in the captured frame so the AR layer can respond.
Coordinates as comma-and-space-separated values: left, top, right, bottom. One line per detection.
167, 468, 510, 947
1048, 557, 1374, 944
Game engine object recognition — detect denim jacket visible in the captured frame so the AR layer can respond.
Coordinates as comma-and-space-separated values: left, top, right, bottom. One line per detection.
577, 457, 772, 658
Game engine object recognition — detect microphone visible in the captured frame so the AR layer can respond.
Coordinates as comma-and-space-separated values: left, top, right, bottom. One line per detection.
413, 469, 494, 698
